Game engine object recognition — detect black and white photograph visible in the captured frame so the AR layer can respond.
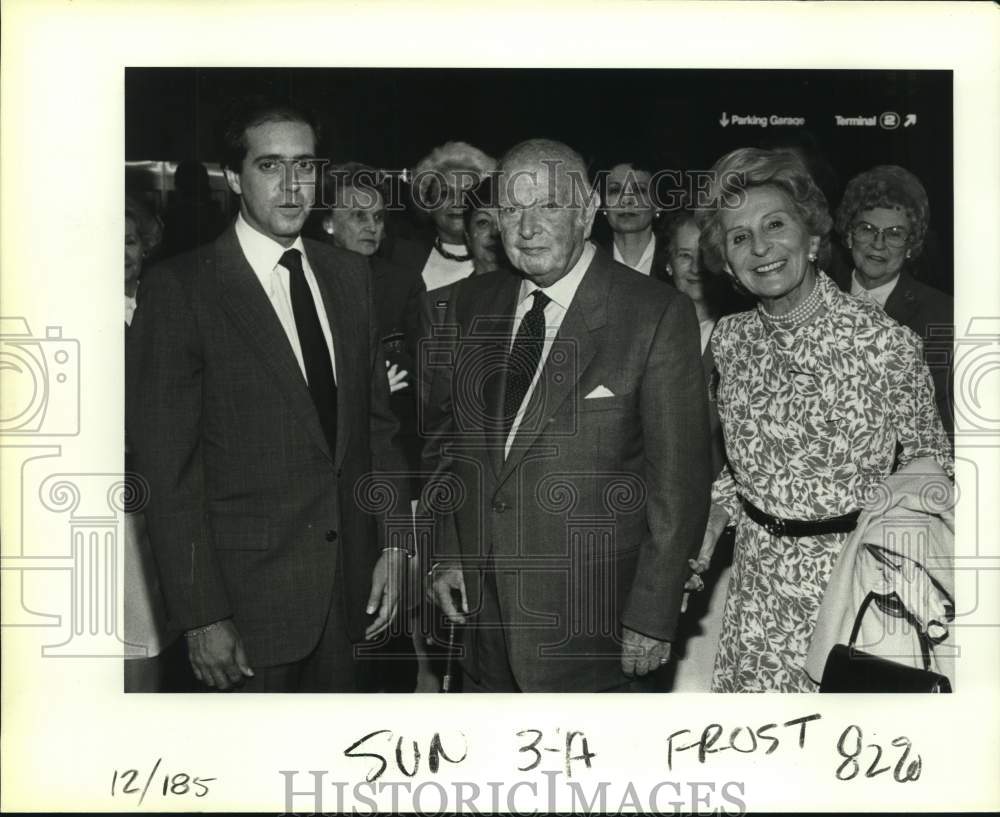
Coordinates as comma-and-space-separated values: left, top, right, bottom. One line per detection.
2, 2, 998, 814
123, 66, 957, 696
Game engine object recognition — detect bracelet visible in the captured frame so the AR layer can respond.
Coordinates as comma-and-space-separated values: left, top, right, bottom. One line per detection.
382, 546, 414, 559
184, 620, 224, 639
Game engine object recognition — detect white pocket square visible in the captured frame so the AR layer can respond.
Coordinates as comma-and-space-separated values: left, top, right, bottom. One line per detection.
584, 385, 615, 399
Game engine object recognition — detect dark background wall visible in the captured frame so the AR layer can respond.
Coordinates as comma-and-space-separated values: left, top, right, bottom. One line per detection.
126, 68, 952, 291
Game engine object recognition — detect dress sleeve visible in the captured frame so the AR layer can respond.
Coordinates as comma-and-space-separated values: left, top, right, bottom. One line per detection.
707, 314, 745, 525
711, 465, 744, 526
887, 325, 954, 478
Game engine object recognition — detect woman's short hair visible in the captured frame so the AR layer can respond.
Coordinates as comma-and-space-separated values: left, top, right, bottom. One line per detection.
661, 208, 738, 314
412, 141, 496, 207
595, 154, 659, 201
695, 147, 832, 274
662, 208, 698, 251
462, 176, 497, 232
835, 164, 930, 258
323, 161, 386, 209
125, 193, 162, 253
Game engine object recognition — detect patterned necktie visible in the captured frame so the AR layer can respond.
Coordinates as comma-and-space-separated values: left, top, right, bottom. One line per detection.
502, 289, 551, 435
281, 248, 338, 455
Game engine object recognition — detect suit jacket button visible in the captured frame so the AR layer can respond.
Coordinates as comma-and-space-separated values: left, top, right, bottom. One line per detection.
492, 500, 507, 513
325, 529, 338, 542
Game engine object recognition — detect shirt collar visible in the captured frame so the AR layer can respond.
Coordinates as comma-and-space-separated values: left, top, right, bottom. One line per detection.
235, 211, 307, 291
612, 232, 656, 271
517, 241, 595, 312
850, 268, 899, 308
125, 286, 138, 326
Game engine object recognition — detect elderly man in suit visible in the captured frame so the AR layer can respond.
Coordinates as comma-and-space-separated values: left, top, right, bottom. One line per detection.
425, 139, 711, 692
127, 99, 408, 692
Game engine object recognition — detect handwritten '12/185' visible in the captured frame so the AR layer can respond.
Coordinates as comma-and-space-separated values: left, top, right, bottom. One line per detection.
111, 758, 215, 804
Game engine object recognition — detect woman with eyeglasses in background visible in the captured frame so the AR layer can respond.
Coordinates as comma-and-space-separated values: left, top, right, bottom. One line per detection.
833, 165, 953, 432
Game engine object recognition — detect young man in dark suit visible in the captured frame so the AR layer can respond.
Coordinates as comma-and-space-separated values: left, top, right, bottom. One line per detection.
127, 100, 409, 692
425, 139, 711, 692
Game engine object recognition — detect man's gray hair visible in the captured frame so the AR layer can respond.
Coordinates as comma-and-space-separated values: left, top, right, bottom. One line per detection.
499, 138, 594, 208
500, 138, 589, 178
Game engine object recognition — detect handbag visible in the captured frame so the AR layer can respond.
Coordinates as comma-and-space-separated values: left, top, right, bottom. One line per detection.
819, 591, 951, 693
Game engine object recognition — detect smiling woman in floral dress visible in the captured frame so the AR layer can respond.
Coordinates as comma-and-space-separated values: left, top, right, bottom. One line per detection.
687, 148, 953, 693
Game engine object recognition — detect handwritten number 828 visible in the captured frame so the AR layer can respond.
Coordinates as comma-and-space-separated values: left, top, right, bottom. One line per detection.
835, 725, 921, 782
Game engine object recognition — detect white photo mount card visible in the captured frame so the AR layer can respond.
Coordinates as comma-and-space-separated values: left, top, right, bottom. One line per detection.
1, 1, 998, 814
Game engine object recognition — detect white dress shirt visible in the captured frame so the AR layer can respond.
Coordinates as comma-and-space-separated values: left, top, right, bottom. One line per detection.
698, 318, 716, 356
612, 233, 655, 276
504, 242, 595, 458
125, 290, 138, 327
235, 213, 337, 383
850, 269, 899, 310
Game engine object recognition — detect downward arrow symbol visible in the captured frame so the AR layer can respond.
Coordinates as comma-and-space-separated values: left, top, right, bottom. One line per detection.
720, 112, 730, 127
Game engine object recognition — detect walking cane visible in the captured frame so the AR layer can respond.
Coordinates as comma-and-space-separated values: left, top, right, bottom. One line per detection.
440, 621, 457, 692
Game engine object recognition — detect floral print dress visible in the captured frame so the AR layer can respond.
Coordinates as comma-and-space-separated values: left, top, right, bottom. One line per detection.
710, 272, 953, 692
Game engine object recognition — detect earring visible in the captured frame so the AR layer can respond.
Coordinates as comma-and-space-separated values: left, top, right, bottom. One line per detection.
905, 249, 912, 259
665, 264, 673, 276
808, 251, 817, 263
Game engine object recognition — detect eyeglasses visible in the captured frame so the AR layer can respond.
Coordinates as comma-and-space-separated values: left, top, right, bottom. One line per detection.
850, 221, 910, 249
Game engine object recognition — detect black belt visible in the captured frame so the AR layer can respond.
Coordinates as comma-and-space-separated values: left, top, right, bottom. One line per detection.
740, 497, 860, 538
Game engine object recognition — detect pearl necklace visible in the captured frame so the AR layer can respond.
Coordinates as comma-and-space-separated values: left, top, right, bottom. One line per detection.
758, 274, 824, 329
433, 237, 472, 263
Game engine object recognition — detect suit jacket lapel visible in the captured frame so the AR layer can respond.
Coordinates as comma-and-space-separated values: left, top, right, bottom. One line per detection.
307, 245, 356, 470
215, 228, 334, 462
477, 274, 520, 478
370, 255, 391, 333
883, 272, 918, 327
498, 253, 608, 486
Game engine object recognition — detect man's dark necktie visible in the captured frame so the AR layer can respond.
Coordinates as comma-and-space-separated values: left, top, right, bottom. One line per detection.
281, 248, 338, 455
501, 289, 550, 436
